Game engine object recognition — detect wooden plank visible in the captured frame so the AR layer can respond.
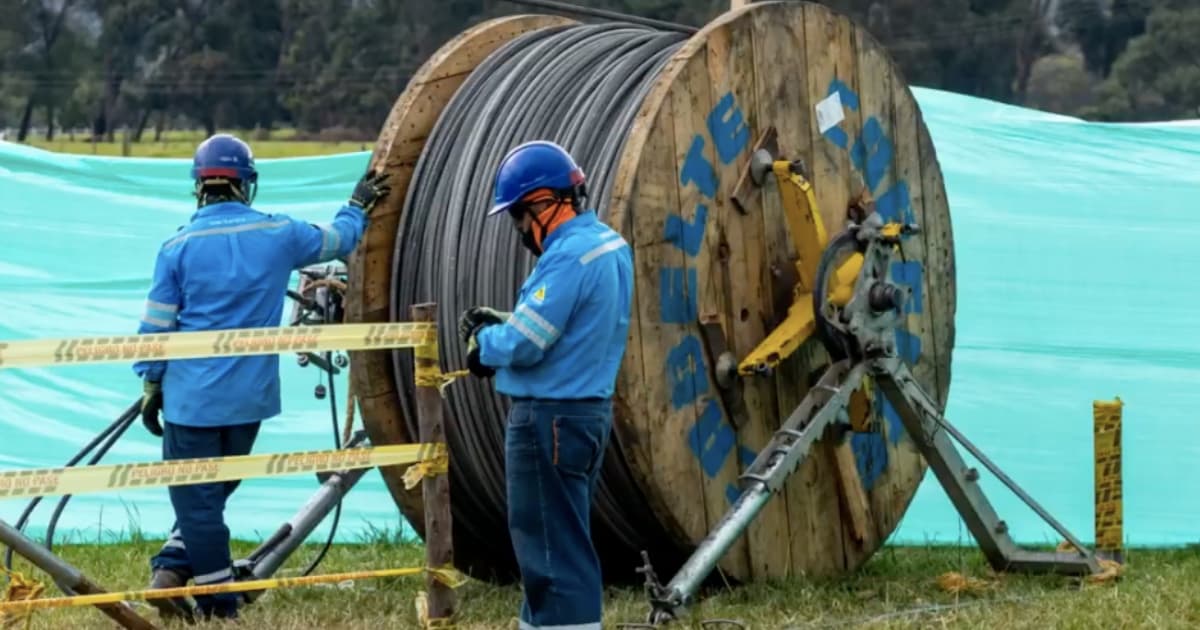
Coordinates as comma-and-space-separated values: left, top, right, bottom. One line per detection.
705, 12, 794, 580
843, 23, 900, 565
830, 436, 875, 547
916, 104, 956, 411
794, 0, 867, 575
667, 47, 752, 579
412, 303, 456, 622
864, 33, 941, 532
609, 98, 697, 545
748, 4, 828, 581
633, 92, 719, 551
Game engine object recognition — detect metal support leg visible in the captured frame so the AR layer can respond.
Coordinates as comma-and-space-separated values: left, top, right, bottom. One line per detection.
870, 356, 1101, 575
643, 361, 865, 623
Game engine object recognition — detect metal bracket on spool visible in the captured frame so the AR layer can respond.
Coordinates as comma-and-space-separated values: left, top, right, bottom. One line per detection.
728, 133, 832, 377
697, 315, 751, 430
634, 210, 1110, 626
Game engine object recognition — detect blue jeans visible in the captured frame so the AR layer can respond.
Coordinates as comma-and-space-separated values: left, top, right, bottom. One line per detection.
506, 398, 612, 630
150, 420, 261, 618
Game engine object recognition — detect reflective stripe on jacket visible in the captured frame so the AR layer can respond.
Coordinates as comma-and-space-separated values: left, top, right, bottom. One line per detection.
477, 211, 633, 400
133, 201, 366, 427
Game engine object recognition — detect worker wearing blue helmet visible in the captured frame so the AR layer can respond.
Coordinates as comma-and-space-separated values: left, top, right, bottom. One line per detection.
458, 140, 633, 629
133, 133, 391, 622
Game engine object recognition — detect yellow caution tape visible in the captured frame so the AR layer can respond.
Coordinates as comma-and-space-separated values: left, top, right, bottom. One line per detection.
0, 569, 45, 630
403, 452, 451, 491
0, 322, 436, 370
0, 442, 446, 501
412, 365, 466, 390
1093, 398, 1124, 558
415, 591, 458, 629
0, 565, 468, 613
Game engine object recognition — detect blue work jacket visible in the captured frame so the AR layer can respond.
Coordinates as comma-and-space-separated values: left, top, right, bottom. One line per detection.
477, 211, 633, 400
133, 201, 367, 427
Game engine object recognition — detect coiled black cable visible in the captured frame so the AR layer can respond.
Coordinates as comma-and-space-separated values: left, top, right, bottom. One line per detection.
390, 23, 694, 581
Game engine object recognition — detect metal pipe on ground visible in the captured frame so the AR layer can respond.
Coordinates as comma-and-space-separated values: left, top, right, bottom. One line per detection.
0, 519, 158, 630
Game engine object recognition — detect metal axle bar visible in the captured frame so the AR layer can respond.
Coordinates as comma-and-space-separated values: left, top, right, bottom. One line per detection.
501, 0, 699, 33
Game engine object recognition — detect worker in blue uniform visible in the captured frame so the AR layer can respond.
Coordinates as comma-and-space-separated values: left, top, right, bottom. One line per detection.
133, 133, 390, 622
458, 140, 633, 630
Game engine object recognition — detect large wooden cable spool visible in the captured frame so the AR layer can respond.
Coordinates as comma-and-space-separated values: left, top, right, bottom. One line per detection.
345, 1, 955, 584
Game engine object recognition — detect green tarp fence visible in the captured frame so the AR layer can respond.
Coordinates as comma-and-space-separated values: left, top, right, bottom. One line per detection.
2, 87, 1199, 548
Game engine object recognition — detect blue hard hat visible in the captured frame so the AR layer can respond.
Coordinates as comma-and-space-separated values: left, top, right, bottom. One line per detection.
489, 140, 586, 217
191, 134, 257, 183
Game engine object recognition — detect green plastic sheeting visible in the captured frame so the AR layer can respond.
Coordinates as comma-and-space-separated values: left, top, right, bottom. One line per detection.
2, 87, 1199, 551
0, 145, 400, 545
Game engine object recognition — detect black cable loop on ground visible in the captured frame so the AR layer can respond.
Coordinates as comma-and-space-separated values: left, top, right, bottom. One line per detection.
390, 22, 695, 580
3, 399, 140, 573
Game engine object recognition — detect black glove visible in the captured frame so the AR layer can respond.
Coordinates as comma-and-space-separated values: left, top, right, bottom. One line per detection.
349, 169, 392, 214
141, 380, 164, 437
465, 333, 496, 379
457, 306, 510, 344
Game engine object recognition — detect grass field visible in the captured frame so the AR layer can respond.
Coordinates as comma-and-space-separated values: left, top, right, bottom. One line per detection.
4, 538, 1194, 629
14, 129, 367, 158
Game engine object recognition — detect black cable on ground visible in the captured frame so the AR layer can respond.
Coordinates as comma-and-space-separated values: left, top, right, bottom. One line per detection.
43, 410, 139, 552
3, 399, 141, 572
299, 349, 343, 577
390, 22, 694, 581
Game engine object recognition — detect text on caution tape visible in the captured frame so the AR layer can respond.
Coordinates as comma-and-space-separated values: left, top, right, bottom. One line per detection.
0, 443, 446, 500
0, 322, 437, 369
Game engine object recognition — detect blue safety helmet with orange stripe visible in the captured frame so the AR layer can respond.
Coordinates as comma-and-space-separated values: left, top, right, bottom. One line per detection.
191, 133, 258, 205
488, 140, 587, 219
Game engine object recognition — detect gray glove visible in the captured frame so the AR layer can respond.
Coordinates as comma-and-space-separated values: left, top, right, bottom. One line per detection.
457, 307, 510, 344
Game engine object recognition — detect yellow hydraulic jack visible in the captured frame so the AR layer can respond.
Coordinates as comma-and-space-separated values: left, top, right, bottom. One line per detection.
701, 129, 871, 434
632, 133, 1107, 628
734, 147, 830, 376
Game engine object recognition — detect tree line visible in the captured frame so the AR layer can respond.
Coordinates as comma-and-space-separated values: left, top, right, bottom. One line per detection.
0, 0, 1195, 144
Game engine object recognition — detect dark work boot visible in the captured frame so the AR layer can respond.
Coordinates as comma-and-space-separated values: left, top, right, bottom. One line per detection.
148, 567, 196, 624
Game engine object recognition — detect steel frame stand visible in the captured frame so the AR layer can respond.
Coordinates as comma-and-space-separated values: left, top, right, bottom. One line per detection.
634, 213, 1104, 625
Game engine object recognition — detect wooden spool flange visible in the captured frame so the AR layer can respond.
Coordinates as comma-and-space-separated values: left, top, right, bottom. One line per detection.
346, 1, 955, 582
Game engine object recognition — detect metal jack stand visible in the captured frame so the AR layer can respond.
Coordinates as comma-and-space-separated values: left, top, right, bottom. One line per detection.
635, 210, 1104, 625
232, 260, 366, 602
232, 430, 374, 602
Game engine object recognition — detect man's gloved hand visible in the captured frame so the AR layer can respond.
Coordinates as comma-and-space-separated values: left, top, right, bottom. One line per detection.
141, 380, 164, 437
349, 169, 392, 214
465, 333, 496, 379
457, 306, 510, 344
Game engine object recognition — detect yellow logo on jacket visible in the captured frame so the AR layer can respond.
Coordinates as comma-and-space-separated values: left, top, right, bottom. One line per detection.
532, 285, 546, 304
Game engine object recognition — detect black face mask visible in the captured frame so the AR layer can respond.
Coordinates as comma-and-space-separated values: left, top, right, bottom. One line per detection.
512, 200, 560, 258
519, 224, 542, 257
